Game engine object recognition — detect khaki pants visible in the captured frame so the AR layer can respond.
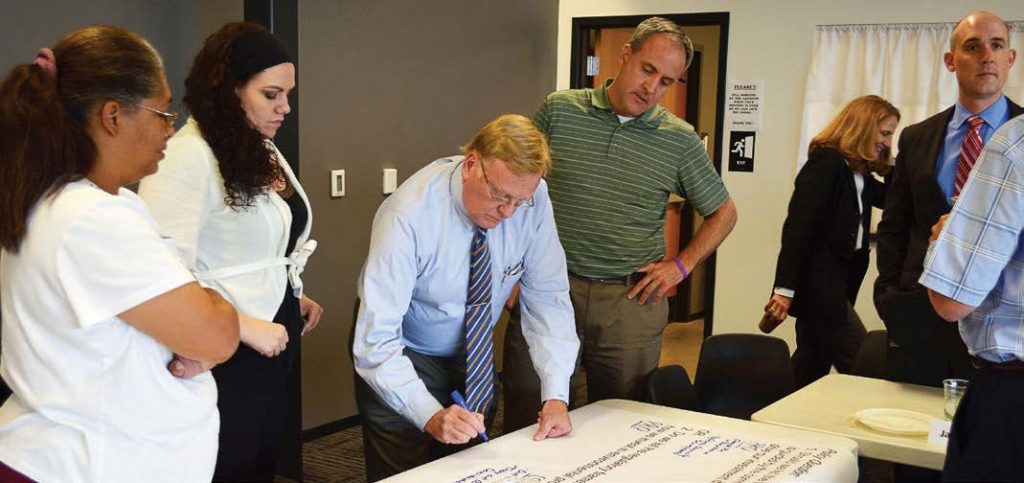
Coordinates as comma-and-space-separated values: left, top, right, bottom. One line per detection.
502, 275, 668, 433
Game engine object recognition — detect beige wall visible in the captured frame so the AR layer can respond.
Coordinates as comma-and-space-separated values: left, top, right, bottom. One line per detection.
556, 0, 1024, 352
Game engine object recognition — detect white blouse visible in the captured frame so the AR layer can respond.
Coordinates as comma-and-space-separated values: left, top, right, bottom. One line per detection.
139, 118, 315, 320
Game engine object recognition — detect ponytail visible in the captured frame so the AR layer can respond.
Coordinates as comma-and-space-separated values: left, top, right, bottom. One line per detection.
0, 64, 94, 252
0, 25, 162, 252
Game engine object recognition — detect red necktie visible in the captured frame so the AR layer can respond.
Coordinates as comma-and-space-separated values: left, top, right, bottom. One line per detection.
953, 115, 985, 198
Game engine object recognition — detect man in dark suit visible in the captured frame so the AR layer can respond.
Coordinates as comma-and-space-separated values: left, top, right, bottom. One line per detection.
875, 10, 1019, 392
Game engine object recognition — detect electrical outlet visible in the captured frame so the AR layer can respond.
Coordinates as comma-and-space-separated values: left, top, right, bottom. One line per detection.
331, 169, 345, 198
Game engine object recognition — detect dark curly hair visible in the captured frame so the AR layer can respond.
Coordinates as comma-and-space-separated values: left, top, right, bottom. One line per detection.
184, 22, 284, 209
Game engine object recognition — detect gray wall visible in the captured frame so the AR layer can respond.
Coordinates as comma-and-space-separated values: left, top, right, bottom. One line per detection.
0, 1, 243, 113
297, 0, 560, 428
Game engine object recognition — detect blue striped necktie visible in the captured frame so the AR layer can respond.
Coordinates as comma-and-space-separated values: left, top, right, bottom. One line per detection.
464, 226, 494, 415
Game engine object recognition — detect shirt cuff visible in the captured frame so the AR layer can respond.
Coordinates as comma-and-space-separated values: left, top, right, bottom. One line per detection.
539, 373, 571, 405
773, 287, 795, 298
919, 271, 985, 308
403, 388, 445, 432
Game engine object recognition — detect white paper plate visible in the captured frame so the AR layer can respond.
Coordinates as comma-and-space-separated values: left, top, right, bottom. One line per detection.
853, 408, 935, 436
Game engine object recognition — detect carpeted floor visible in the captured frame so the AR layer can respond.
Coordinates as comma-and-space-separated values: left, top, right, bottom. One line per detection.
302, 423, 365, 483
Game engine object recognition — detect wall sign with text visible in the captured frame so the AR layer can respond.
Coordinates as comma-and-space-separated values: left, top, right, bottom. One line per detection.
726, 80, 763, 131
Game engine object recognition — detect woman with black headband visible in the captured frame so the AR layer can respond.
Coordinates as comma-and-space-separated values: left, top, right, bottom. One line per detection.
139, 23, 322, 481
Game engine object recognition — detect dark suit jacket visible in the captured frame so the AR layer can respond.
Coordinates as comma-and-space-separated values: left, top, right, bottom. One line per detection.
774, 148, 885, 324
874, 99, 1024, 351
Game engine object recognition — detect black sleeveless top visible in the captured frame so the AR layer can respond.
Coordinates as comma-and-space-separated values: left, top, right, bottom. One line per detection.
274, 190, 306, 334
282, 190, 306, 255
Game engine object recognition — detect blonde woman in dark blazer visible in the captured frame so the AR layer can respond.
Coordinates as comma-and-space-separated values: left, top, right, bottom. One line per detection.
764, 95, 900, 388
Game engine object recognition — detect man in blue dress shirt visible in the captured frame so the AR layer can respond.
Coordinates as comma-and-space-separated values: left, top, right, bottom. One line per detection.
875, 11, 1018, 481
922, 114, 1024, 480
352, 114, 579, 481
875, 10, 1020, 388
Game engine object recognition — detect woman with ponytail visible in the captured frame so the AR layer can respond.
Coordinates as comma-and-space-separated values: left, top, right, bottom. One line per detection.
0, 25, 239, 482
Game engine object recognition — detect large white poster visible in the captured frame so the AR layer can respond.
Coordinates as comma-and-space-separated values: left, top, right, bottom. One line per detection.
385, 404, 857, 483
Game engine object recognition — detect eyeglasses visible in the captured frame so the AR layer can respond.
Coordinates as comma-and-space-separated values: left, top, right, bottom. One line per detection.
135, 104, 179, 129
478, 158, 535, 209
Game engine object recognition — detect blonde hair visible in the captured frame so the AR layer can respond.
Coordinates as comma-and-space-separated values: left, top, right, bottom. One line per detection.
462, 114, 551, 176
809, 95, 900, 167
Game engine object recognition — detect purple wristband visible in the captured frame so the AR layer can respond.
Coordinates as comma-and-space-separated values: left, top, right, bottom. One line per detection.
673, 257, 689, 279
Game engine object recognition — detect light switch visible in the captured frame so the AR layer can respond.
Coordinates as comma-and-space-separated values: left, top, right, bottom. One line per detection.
383, 168, 398, 194
331, 169, 345, 198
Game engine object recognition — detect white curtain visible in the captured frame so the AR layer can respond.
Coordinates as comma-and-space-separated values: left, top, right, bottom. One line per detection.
798, 22, 1024, 167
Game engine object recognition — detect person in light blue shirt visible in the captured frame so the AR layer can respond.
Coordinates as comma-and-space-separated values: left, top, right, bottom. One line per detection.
921, 114, 1024, 480
352, 114, 579, 481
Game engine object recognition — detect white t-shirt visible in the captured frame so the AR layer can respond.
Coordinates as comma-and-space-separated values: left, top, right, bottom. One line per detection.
0, 180, 219, 483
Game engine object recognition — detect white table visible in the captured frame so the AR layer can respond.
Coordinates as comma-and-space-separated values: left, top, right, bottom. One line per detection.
384, 399, 859, 482
752, 374, 947, 470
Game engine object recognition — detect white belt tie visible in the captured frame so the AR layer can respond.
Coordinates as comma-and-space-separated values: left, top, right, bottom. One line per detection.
194, 239, 318, 298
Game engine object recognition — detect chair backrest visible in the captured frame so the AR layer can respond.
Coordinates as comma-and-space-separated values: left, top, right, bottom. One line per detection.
693, 333, 795, 420
852, 329, 888, 379
647, 364, 698, 410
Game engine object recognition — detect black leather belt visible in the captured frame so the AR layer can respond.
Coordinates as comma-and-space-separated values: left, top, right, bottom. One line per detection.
569, 271, 646, 286
972, 356, 1024, 373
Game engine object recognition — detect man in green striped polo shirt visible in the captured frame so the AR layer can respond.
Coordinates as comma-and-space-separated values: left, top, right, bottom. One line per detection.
503, 17, 737, 432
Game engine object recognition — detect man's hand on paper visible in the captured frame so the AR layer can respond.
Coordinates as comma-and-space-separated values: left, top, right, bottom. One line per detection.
425, 405, 487, 445
533, 399, 572, 441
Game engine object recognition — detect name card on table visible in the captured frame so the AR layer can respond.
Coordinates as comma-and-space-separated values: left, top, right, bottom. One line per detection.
927, 419, 952, 446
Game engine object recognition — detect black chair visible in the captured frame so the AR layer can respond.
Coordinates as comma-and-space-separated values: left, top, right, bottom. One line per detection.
693, 333, 796, 420
852, 329, 888, 379
647, 364, 698, 410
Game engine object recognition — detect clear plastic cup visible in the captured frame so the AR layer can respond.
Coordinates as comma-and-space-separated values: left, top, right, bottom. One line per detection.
943, 378, 968, 420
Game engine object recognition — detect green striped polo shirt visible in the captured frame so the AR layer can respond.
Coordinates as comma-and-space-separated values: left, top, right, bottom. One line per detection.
534, 81, 729, 278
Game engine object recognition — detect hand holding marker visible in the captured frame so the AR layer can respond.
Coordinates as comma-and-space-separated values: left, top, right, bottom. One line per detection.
450, 390, 489, 442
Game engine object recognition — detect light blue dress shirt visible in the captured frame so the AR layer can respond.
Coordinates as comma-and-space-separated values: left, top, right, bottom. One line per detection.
353, 156, 579, 430
920, 115, 1024, 363
935, 96, 1009, 203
